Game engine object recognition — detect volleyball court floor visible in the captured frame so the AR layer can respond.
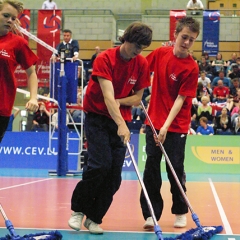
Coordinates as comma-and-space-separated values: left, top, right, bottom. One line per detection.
0, 168, 239, 240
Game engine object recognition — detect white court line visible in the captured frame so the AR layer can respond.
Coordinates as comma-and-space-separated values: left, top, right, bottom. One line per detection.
0, 178, 54, 191
208, 178, 233, 236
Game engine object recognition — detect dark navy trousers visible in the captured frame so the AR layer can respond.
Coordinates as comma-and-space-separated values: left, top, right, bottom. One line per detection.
140, 126, 188, 220
71, 112, 126, 224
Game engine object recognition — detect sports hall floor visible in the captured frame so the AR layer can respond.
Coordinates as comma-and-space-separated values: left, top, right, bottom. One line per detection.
0, 168, 239, 240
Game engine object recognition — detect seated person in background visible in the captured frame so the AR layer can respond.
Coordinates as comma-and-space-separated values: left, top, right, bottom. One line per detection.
228, 65, 240, 80
196, 82, 211, 102
212, 80, 230, 103
51, 29, 79, 62
186, 0, 204, 10
198, 71, 212, 93
197, 96, 212, 122
52, 110, 69, 130
191, 102, 198, 130
227, 79, 240, 110
211, 53, 227, 77
90, 46, 101, 69
196, 116, 214, 135
231, 100, 240, 125
211, 71, 231, 89
226, 53, 237, 67
227, 57, 240, 76
202, 51, 211, 64
215, 107, 232, 134
6, 107, 21, 131
233, 108, 240, 133
198, 56, 213, 80
32, 103, 50, 132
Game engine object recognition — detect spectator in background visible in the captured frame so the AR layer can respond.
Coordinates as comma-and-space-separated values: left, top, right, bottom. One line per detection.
196, 82, 211, 102
90, 46, 101, 68
198, 56, 213, 80
227, 57, 240, 76
32, 103, 50, 132
197, 96, 213, 123
212, 80, 230, 103
211, 71, 231, 89
198, 71, 212, 93
196, 117, 214, 135
228, 65, 240, 80
226, 52, 237, 67
6, 107, 21, 131
51, 29, 79, 62
202, 52, 211, 63
42, 0, 57, 9
215, 107, 232, 134
186, 0, 204, 10
212, 53, 227, 77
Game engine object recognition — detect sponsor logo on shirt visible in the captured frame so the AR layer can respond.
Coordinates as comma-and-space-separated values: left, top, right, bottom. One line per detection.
127, 77, 137, 85
169, 73, 178, 81
0, 49, 10, 58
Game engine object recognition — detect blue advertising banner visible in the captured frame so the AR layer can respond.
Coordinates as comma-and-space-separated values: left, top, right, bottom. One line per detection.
123, 134, 139, 171
202, 10, 220, 56
0, 132, 78, 169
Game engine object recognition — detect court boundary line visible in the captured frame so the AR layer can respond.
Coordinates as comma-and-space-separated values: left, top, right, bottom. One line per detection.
0, 178, 54, 191
208, 178, 233, 235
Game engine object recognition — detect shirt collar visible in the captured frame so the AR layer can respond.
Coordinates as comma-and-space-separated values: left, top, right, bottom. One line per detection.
63, 39, 72, 45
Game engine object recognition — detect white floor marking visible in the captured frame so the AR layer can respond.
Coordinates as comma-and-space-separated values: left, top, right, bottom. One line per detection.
208, 178, 233, 235
0, 178, 54, 191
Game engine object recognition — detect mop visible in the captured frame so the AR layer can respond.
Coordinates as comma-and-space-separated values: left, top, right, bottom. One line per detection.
0, 204, 62, 240
126, 142, 163, 240
139, 101, 223, 239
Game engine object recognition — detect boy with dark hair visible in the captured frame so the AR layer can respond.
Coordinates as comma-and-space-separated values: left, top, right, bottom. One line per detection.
68, 22, 152, 234
140, 17, 200, 229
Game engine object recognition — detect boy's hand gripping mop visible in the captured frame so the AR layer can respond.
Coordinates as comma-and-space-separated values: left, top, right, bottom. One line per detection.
0, 204, 62, 240
139, 101, 223, 240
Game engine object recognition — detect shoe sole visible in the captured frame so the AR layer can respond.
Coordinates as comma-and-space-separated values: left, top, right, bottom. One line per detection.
89, 231, 104, 234
143, 224, 154, 231
174, 224, 187, 228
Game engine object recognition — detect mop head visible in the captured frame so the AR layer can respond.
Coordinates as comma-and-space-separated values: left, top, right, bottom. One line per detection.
0, 230, 62, 240
164, 225, 223, 240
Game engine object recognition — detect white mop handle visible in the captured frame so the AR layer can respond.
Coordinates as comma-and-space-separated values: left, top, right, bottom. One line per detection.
19, 26, 58, 55
17, 88, 58, 105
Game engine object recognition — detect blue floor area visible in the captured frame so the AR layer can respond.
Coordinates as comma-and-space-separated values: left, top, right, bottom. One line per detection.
0, 228, 236, 240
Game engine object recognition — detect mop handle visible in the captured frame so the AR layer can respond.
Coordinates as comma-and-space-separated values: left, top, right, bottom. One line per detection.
0, 204, 19, 237
126, 143, 164, 240
0, 204, 8, 220
17, 88, 59, 106
18, 26, 58, 54
140, 101, 195, 215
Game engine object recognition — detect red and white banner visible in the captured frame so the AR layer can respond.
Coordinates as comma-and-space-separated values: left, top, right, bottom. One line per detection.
169, 10, 186, 42
15, 9, 31, 87
37, 10, 62, 86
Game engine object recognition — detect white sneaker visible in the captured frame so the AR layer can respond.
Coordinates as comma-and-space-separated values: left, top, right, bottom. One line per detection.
174, 214, 187, 228
143, 217, 154, 230
84, 218, 103, 234
68, 212, 84, 231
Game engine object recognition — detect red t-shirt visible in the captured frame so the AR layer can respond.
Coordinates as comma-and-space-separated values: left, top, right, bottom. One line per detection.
0, 32, 38, 116
213, 86, 229, 97
83, 46, 150, 121
146, 47, 198, 134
